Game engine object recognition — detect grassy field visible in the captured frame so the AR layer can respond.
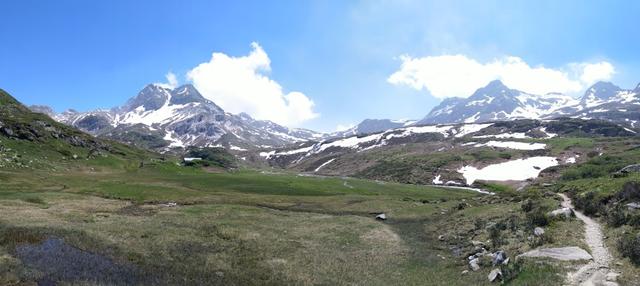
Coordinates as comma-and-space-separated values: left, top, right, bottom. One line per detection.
0, 160, 578, 285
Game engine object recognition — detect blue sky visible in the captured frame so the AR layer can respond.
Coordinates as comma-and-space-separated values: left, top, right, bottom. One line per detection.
1, 0, 639, 131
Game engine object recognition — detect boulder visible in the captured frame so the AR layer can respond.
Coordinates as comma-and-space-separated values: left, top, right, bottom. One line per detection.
534, 227, 545, 237
488, 268, 502, 282
438, 235, 445, 241
618, 164, 640, 174
469, 258, 480, 271
549, 207, 573, 219
492, 250, 507, 266
606, 272, 619, 282
518, 246, 592, 261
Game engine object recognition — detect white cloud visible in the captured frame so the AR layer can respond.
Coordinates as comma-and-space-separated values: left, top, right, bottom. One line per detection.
187, 42, 319, 127
155, 72, 179, 89
388, 54, 615, 98
577, 62, 615, 84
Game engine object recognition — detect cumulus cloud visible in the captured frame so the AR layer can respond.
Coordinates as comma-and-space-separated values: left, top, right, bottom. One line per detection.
388, 54, 615, 98
187, 42, 318, 127
155, 72, 179, 89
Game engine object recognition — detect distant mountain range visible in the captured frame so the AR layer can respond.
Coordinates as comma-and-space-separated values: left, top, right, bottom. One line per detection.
31, 84, 324, 151
30, 80, 640, 152
419, 80, 640, 128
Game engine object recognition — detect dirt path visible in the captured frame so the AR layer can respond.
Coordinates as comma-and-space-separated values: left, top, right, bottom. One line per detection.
558, 193, 620, 286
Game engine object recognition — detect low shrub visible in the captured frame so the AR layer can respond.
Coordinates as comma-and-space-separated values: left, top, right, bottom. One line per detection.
617, 232, 640, 265
605, 204, 627, 227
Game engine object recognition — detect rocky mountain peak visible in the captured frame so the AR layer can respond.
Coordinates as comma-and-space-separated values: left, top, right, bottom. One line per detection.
169, 84, 209, 106
469, 80, 518, 100
582, 81, 622, 101
122, 84, 171, 112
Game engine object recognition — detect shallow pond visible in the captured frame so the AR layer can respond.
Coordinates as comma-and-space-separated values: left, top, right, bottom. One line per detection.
15, 237, 139, 285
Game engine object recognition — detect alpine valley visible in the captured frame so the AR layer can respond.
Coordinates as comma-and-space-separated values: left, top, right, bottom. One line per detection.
3, 78, 640, 286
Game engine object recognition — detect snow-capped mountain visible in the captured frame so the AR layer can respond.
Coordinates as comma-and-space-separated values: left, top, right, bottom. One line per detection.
330, 119, 416, 138
35, 84, 326, 151
419, 80, 640, 128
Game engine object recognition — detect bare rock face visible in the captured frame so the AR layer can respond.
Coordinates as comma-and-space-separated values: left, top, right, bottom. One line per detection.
518, 247, 592, 261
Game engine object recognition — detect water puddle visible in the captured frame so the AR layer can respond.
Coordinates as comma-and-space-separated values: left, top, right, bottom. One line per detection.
15, 237, 139, 285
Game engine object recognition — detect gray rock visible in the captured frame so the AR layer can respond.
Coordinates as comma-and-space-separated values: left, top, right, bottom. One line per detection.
518, 246, 592, 261
534, 227, 545, 236
471, 240, 485, 247
492, 250, 507, 266
619, 164, 640, 174
549, 207, 573, 219
488, 268, 502, 282
626, 202, 640, 210
469, 258, 480, 271
606, 272, 619, 282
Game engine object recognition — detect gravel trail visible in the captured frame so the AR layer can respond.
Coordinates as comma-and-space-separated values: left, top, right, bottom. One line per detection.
559, 193, 620, 286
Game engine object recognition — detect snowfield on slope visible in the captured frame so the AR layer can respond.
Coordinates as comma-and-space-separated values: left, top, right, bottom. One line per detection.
474, 141, 547, 150
458, 156, 559, 185
264, 123, 494, 159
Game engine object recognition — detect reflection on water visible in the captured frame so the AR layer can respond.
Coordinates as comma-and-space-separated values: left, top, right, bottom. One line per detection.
15, 237, 139, 286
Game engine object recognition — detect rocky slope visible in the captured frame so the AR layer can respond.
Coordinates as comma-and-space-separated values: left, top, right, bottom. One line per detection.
260, 118, 635, 187
1, 88, 153, 169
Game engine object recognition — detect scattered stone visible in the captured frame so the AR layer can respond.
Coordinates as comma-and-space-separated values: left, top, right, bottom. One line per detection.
471, 240, 484, 247
163, 202, 178, 207
492, 250, 507, 266
438, 235, 445, 241
534, 227, 545, 237
606, 272, 619, 282
461, 270, 469, 275
488, 268, 502, 282
549, 207, 573, 219
375, 213, 387, 220
626, 202, 640, 210
469, 258, 480, 271
518, 246, 592, 261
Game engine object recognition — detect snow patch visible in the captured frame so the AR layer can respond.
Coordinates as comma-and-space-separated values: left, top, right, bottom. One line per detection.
458, 156, 558, 185
314, 158, 336, 172
475, 141, 546, 150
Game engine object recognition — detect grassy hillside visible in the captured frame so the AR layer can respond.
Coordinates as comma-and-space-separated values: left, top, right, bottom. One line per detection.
0, 88, 162, 170
0, 163, 575, 285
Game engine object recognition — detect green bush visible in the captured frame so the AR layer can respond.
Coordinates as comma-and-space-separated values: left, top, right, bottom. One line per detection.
525, 208, 549, 228
500, 258, 523, 283
488, 225, 503, 248
605, 204, 627, 227
617, 232, 640, 265
184, 147, 236, 168
573, 191, 605, 216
